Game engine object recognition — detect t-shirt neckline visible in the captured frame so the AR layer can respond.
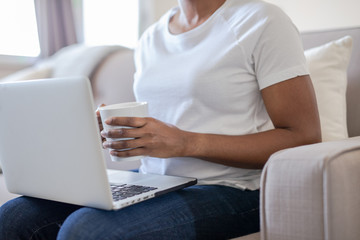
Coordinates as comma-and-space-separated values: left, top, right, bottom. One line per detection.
165, 0, 229, 40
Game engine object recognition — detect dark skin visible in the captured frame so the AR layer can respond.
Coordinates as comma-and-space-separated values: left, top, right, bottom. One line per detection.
97, 76, 321, 169
96, 0, 322, 169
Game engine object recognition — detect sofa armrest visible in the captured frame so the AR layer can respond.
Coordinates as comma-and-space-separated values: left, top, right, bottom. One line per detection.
260, 137, 360, 240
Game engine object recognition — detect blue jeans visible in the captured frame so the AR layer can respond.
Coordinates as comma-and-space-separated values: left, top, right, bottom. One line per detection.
0, 185, 259, 240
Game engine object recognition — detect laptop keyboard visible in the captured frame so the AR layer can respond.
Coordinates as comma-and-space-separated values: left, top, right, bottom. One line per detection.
110, 184, 158, 202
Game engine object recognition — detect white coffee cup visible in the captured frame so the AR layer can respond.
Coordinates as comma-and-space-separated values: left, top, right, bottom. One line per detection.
99, 102, 148, 162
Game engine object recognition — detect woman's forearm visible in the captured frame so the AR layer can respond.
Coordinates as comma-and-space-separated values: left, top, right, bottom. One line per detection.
183, 126, 320, 169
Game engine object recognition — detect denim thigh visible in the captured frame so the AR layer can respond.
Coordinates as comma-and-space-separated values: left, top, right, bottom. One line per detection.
0, 185, 260, 240
58, 185, 260, 240
0, 196, 81, 240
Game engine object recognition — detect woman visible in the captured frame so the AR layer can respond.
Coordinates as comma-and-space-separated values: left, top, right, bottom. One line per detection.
0, 0, 321, 239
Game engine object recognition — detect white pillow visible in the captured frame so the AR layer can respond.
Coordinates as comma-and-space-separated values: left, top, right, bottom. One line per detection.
304, 36, 353, 142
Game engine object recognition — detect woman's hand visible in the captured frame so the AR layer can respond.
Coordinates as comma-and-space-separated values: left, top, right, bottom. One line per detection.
95, 104, 106, 144
101, 117, 193, 159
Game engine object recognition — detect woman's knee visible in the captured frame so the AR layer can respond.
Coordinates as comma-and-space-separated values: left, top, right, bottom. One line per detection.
57, 207, 109, 240
0, 197, 37, 239
0, 196, 81, 240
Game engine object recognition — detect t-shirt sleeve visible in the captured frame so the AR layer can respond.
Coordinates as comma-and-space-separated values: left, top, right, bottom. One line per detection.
252, 5, 309, 90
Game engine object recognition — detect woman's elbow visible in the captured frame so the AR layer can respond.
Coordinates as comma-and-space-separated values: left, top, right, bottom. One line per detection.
299, 122, 322, 146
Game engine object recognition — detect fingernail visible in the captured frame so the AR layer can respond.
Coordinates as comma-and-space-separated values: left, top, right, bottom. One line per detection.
101, 130, 106, 137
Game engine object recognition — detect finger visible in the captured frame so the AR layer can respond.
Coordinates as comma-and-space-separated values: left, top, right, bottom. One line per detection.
98, 120, 104, 130
95, 103, 106, 117
101, 127, 140, 139
101, 138, 106, 149
96, 104, 106, 131
105, 117, 147, 128
110, 147, 145, 158
103, 138, 144, 151
98, 117, 103, 125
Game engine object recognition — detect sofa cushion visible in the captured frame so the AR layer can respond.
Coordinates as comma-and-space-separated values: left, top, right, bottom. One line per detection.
49, 44, 127, 79
0, 64, 52, 83
304, 36, 353, 142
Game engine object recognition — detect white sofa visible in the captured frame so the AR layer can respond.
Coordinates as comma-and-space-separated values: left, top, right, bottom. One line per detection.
1, 27, 359, 240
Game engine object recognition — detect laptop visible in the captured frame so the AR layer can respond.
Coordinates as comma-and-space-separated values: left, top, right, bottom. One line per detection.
0, 77, 197, 210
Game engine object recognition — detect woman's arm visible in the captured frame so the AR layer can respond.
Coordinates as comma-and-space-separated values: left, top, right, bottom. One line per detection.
101, 75, 321, 169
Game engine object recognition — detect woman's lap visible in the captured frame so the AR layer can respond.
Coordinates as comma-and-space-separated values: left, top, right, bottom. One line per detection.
0, 185, 260, 240
0, 196, 81, 240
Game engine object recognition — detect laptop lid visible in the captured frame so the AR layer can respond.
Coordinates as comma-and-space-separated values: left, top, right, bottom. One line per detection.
0, 77, 116, 209
0, 77, 197, 210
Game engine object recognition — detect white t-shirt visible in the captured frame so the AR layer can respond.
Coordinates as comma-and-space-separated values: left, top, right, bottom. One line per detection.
133, 0, 309, 190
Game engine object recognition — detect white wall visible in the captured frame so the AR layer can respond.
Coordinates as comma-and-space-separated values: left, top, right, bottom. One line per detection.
150, 0, 178, 20
265, 0, 360, 31
139, 0, 178, 34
